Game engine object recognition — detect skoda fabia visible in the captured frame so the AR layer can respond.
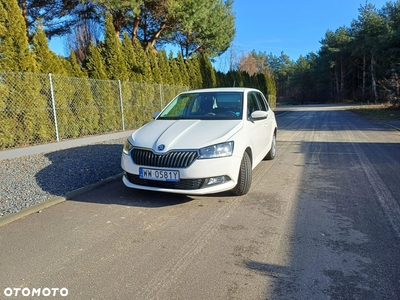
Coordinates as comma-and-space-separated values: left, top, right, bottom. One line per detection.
121, 87, 277, 195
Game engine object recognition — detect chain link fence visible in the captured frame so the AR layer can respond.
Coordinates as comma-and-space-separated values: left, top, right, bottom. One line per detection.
0, 71, 188, 150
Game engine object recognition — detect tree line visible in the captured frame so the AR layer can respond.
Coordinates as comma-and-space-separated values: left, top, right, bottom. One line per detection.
0, 0, 276, 149
259, 1, 400, 107
232, 1, 400, 108
17, 0, 235, 59
1, 0, 276, 96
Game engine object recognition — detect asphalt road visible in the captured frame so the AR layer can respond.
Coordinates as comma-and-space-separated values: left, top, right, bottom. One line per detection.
1, 105, 400, 299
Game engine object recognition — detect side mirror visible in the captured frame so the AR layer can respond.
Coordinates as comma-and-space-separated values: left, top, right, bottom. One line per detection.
152, 112, 160, 119
250, 110, 268, 120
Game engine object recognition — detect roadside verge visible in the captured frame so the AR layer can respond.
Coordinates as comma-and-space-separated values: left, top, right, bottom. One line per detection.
0, 173, 123, 228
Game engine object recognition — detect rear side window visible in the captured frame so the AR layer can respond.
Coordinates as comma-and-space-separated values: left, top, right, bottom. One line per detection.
254, 92, 269, 112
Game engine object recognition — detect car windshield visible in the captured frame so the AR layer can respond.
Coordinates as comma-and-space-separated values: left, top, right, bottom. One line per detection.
157, 92, 243, 120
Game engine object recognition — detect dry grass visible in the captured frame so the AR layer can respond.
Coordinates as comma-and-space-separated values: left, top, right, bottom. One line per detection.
349, 104, 400, 121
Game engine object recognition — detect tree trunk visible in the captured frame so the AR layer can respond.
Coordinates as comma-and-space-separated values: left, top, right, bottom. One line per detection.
147, 23, 167, 51
362, 54, 366, 102
19, 0, 29, 39
112, 11, 125, 38
340, 55, 344, 101
335, 67, 340, 102
131, 16, 140, 44
371, 55, 378, 103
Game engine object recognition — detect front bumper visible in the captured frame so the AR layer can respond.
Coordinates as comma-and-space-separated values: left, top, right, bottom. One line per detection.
121, 153, 241, 195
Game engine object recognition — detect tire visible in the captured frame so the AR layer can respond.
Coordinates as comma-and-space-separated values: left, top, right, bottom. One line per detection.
232, 151, 252, 196
265, 132, 276, 160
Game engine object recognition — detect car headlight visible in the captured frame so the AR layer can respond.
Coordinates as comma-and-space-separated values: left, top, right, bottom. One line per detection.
199, 142, 234, 159
123, 139, 134, 154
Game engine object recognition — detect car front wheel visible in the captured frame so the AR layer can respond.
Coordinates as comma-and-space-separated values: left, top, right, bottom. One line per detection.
232, 151, 252, 196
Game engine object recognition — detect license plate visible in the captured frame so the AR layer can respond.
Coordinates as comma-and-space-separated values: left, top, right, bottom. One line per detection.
139, 168, 180, 182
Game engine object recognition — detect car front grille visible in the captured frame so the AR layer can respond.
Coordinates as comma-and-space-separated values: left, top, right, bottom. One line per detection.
125, 173, 205, 190
131, 148, 198, 168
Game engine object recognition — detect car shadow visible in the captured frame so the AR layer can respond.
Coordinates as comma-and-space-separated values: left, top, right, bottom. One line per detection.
70, 177, 238, 208
72, 179, 196, 208
35, 143, 126, 197
35, 143, 234, 208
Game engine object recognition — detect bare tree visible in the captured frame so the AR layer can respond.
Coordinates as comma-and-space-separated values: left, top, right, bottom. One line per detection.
67, 19, 102, 64
237, 52, 257, 75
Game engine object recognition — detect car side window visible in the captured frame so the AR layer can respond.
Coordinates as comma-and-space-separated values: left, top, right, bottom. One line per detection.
247, 92, 260, 117
255, 92, 269, 112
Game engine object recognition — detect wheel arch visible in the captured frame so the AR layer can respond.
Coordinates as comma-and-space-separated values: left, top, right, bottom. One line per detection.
244, 147, 253, 167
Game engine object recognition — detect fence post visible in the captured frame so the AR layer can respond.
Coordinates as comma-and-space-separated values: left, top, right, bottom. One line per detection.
49, 73, 60, 142
118, 80, 125, 131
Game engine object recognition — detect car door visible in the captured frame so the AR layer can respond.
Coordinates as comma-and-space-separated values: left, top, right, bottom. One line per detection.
246, 91, 269, 163
254, 91, 274, 155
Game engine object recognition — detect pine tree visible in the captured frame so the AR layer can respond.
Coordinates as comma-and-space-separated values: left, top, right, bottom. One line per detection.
351, 3, 386, 103
186, 54, 202, 88
132, 39, 152, 83
66, 52, 99, 135
0, 0, 35, 72
97, 14, 126, 131
158, 50, 174, 85
83, 42, 115, 132
121, 33, 141, 82
68, 51, 87, 78
176, 52, 190, 87
83, 41, 107, 80
102, 14, 128, 81
148, 49, 162, 84
169, 51, 182, 86
121, 33, 141, 129
0, 0, 58, 148
31, 20, 67, 75
199, 52, 216, 88
30, 21, 68, 142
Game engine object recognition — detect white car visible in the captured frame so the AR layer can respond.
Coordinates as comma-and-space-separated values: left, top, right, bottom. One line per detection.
121, 87, 277, 195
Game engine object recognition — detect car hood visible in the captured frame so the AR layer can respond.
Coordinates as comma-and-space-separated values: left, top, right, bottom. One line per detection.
130, 119, 243, 153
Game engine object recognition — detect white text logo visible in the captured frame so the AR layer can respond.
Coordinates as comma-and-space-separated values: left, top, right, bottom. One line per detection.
3, 287, 68, 297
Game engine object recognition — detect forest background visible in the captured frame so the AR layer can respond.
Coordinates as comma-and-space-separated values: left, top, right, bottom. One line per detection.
1, 0, 400, 148
1, 0, 275, 96
2, 0, 400, 105
0, 0, 275, 149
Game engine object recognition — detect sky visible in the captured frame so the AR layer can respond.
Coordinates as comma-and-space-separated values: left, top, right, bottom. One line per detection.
49, 0, 390, 71
213, 0, 389, 71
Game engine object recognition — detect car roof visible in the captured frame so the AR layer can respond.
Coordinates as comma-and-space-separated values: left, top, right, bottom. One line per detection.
180, 87, 261, 94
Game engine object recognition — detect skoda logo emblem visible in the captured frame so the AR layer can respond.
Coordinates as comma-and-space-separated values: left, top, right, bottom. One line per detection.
158, 144, 165, 151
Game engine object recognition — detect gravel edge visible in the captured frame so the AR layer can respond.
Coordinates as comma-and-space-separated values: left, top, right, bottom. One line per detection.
0, 173, 122, 228
0, 137, 127, 223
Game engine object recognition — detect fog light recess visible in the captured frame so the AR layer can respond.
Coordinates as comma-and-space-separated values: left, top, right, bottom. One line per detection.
205, 176, 231, 186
